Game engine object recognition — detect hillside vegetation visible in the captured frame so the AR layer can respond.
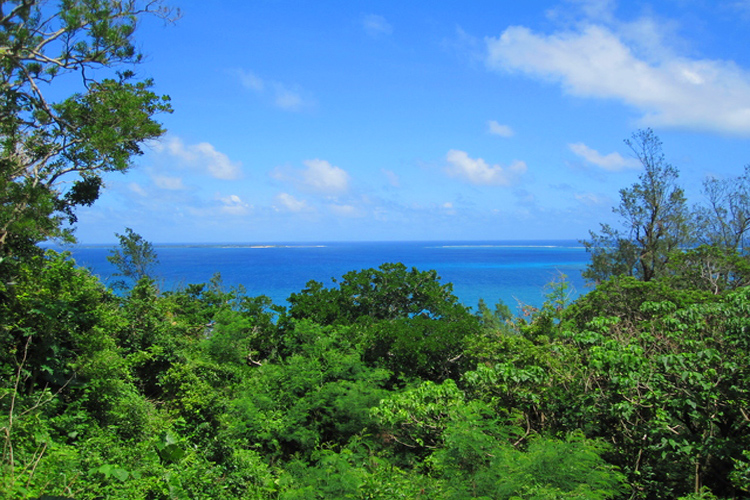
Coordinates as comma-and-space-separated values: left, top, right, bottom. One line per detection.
2, 2, 749, 498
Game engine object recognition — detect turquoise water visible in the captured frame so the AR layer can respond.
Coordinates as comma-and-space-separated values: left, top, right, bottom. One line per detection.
65, 240, 591, 312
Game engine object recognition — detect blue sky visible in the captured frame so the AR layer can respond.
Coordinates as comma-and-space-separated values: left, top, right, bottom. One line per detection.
74, 0, 750, 243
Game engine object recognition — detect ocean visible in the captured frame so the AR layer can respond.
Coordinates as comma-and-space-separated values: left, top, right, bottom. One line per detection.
64, 240, 591, 313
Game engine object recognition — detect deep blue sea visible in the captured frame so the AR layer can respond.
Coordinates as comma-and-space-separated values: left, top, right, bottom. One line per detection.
63, 240, 591, 312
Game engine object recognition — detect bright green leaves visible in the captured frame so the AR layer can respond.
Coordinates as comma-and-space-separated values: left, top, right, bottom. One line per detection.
583, 129, 690, 283
230, 320, 391, 460
1, 250, 113, 392
372, 380, 624, 500
287, 262, 468, 324
0, 1, 174, 259
155, 431, 186, 464
373, 379, 469, 451
285, 263, 480, 382
107, 227, 159, 289
362, 314, 476, 381
558, 281, 750, 499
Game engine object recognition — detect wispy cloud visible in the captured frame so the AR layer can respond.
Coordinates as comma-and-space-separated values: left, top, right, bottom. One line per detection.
152, 175, 187, 190
382, 169, 400, 188
154, 136, 242, 180
487, 120, 515, 137
575, 192, 608, 206
328, 203, 361, 217
128, 182, 147, 197
238, 70, 314, 112
485, 14, 750, 135
729, 0, 750, 15
569, 142, 640, 171
362, 14, 393, 37
445, 149, 526, 186
275, 192, 312, 213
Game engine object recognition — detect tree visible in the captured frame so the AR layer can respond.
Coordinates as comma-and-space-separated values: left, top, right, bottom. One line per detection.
286, 262, 468, 325
107, 227, 158, 288
583, 129, 691, 283
284, 263, 479, 381
0, 0, 176, 262
694, 164, 750, 252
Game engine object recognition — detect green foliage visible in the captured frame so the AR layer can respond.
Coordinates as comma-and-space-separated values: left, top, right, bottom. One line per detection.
475, 297, 513, 332
583, 129, 691, 283
229, 320, 391, 460
434, 432, 625, 500
277, 443, 437, 500
287, 262, 468, 324
560, 284, 750, 499
3, 211, 750, 499
206, 295, 279, 366
694, 164, 750, 251
0, 250, 114, 393
285, 263, 480, 382
373, 379, 471, 454
665, 244, 750, 293
106, 227, 159, 289
0, 0, 175, 261
362, 314, 477, 382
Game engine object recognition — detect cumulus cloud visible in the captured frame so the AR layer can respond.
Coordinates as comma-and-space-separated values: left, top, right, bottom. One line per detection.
302, 159, 350, 194
484, 17, 750, 135
362, 14, 393, 37
487, 120, 515, 137
569, 142, 640, 171
275, 192, 311, 212
274, 159, 351, 195
156, 136, 242, 180
238, 70, 313, 112
445, 149, 526, 186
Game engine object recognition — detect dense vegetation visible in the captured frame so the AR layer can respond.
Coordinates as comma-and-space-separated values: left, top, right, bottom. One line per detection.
2, 2, 750, 499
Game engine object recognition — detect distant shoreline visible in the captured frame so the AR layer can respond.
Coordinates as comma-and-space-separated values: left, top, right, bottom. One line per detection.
46, 239, 586, 250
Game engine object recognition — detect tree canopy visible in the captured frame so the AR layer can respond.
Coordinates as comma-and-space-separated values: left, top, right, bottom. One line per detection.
0, 0, 175, 262
583, 129, 691, 283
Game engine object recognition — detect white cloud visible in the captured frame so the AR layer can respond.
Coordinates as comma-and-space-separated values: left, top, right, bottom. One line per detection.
363, 14, 393, 37
485, 20, 750, 135
152, 175, 186, 190
487, 120, 515, 137
328, 203, 360, 217
238, 69, 313, 112
442, 202, 456, 215
157, 136, 242, 180
275, 192, 311, 212
275, 159, 351, 195
128, 182, 147, 197
569, 142, 640, 171
445, 149, 527, 186
219, 194, 251, 215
